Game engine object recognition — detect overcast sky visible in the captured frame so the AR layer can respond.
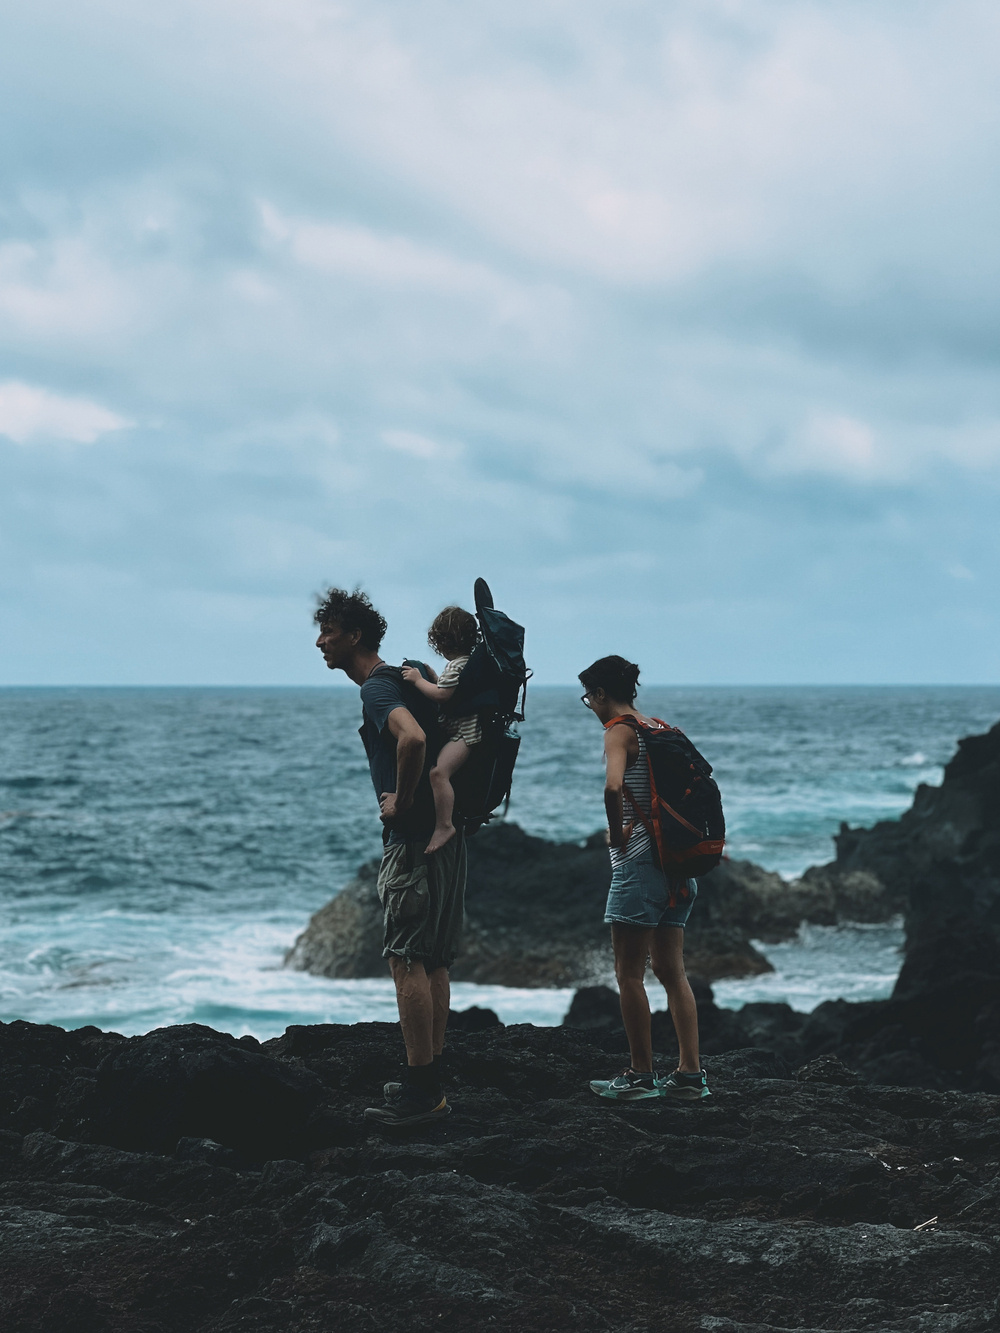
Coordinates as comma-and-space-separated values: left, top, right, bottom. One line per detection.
1, 1, 997, 684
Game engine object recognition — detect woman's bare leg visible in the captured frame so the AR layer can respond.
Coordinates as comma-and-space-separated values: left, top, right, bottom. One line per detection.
611, 923, 654, 1073
426, 738, 469, 855
649, 926, 700, 1072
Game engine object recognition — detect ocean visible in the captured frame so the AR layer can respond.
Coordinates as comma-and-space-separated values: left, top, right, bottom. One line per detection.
2, 686, 998, 1038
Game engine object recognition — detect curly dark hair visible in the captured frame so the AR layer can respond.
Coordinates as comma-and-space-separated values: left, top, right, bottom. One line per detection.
579, 655, 641, 703
428, 606, 478, 660
313, 587, 387, 651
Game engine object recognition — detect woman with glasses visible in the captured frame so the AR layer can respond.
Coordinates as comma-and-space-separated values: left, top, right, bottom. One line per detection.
579, 655, 710, 1101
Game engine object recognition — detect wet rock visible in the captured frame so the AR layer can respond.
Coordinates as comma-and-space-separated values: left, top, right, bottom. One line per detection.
174, 1136, 246, 1168
285, 823, 612, 987
282, 859, 386, 980
775, 717, 1000, 1092
795, 1055, 863, 1086
834, 718, 1000, 993
447, 1006, 502, 1032
286, 824, 854, 989
563, 984, 621, 1029
647, 976, 760, 1058
709, 1047, 793, 1080
89, 1023, 325, 1157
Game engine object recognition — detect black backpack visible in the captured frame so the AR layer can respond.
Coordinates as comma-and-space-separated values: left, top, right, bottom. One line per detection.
610, 715, 726, 877
444, 578, 529, 722
447, 578, 531, 833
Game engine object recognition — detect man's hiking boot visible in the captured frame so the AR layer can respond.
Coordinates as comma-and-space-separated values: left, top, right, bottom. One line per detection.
589, 1068, 659, 1100
656, 1068, 711, 1100
364, 1084, 450, 1127
384, 1054, 444, 1101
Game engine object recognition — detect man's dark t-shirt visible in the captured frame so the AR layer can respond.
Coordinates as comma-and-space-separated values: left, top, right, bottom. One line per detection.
359, 665, 442, 844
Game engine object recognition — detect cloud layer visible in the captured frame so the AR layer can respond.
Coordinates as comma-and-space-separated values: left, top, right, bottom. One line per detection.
1, 0, 998, 683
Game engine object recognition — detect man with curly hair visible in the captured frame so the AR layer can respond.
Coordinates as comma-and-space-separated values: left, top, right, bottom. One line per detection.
315, 587, 463, 1126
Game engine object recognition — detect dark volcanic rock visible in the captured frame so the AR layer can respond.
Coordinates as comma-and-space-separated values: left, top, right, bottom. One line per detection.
89, 1024, 325, 1157
2, 1015, 1000, 1332
795, 1054, 863, 1086
447, 1006, 501, 1032
563, 984, 621, 1030
286, 824, 890, 989
286, 823, 614, 987
834, 717, 1000, 989
566, 979, 800, 1067
794, 717, 1000, 1092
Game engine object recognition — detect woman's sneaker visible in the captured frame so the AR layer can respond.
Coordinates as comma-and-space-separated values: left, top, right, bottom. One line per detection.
589, 1068, 660, 1100
656, 1068, 711, 1100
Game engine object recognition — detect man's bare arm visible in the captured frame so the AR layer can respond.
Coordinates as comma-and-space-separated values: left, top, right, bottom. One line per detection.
379, 707, 426, 823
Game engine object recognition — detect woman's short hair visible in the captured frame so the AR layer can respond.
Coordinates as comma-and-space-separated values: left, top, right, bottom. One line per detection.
428, 606, 478, 659
579, 655, 641, 703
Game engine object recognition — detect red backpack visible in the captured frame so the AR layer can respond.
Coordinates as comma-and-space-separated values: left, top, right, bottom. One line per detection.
608, 715, 726, 879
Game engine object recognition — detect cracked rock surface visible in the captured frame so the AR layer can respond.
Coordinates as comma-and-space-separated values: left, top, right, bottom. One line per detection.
2, 1018, 999, 1332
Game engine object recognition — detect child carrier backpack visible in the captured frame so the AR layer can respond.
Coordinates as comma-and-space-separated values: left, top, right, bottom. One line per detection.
448, 578, 531, 833
609, 715, 725, 878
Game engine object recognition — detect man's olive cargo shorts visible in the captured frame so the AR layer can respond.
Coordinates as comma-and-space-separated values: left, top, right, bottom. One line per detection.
377, 832, 466, 971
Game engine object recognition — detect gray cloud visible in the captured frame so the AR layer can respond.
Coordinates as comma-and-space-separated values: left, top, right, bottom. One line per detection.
0, 0, 998, 683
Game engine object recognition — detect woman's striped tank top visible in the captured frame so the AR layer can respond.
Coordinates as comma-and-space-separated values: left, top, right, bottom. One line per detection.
609, 730, 653, 868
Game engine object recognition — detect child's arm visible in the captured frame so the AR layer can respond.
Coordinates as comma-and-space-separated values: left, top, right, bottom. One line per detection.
401, 665, 456, 701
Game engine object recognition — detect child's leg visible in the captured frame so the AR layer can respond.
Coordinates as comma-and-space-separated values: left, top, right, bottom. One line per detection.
426, 738, 470, 854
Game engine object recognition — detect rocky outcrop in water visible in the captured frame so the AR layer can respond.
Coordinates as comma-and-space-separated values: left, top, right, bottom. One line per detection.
835, 718, 1000, 991
286, 823, 903, 988
2, 1014, 999, 1333
820, 717, 1000, 1090
286, 826, 615, 987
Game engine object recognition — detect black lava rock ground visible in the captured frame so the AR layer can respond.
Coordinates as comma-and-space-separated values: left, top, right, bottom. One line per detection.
3, 1016, 999, 1333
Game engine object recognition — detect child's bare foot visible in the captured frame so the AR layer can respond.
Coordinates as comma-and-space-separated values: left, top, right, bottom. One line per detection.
425, 824, 456, 855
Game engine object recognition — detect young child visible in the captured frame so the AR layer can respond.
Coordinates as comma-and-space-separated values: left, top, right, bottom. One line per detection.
401, 606, 481, 854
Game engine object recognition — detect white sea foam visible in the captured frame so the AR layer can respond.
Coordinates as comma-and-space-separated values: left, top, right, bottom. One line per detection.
1, 686, 996, 1036
712, 919, 904, 1012
0, 907, 904, 1037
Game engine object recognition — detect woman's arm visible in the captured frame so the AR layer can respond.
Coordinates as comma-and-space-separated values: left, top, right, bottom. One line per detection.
603, 725, 632, 849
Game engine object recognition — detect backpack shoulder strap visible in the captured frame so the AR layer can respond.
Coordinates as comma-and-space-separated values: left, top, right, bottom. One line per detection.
604, 714, 641, 732
605, 714, 674, 737
648, 717, 679, 734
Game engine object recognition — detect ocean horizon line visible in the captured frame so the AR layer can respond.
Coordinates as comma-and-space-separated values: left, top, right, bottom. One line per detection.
1, 682, 997, 692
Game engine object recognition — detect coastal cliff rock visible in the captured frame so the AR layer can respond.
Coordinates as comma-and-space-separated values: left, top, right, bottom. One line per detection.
2, 1014, 1000, 1332
287, 824, 902, 988
823, 717, 1000, 1090
834, 717, 1000, 993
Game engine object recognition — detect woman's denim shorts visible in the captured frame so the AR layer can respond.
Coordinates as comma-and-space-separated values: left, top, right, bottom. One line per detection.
604, 846, 698, 928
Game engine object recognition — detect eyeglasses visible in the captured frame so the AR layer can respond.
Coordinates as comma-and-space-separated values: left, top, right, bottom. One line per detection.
580, 693, 593, 708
